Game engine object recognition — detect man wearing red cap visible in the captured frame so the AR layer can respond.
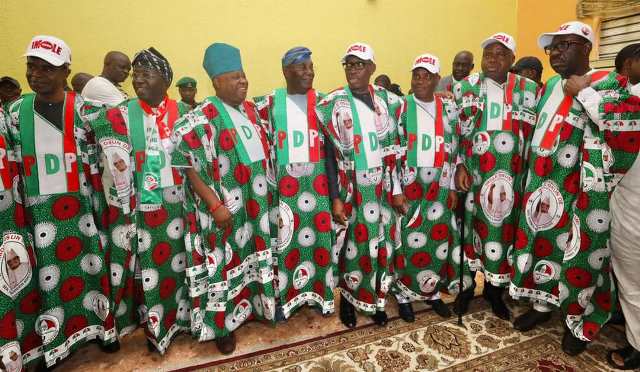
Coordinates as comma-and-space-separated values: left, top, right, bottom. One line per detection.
509, 21, 640, 357
453, 32, 538, 320
5, 35, 118, 369
316, 42, 405, 329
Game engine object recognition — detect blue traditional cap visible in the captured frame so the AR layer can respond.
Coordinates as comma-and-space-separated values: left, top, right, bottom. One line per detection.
282, 46, 312, 67
203, 43, 243, 78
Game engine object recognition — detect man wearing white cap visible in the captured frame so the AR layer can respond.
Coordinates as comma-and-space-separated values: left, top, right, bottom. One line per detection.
508, 21, 640, 358
316, 42, 405, 329
5, 35, 119, 368
453, 32, 538, 320
391, 53, 472, 322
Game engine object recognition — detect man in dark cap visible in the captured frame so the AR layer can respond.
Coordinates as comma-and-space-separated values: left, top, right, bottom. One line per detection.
171, 42, 276, 355
70, 72, 93, 93
0, 76, 21, 108
255, 46, 336, 322
83, 51, 131, 106
175, 76, 199, 111
512, 56, 544, 87
91, 46, 190, 354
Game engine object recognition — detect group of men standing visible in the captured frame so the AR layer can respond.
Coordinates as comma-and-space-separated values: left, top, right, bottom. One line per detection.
0, 18, 639, 371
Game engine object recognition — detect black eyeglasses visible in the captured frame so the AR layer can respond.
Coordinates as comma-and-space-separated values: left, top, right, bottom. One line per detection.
544, 41, 586, 55
342, 61, 369, 71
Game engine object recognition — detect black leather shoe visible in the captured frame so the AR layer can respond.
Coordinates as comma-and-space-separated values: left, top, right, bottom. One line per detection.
215, 332, 237, 355
275, 305, 287, 323
398, 303, 415, 323
339, 295, 357, 329
453, 283, 476, 316
561, 328, 588, 356
146, 339, 156, 353
371, 310, 388, 326
100, 340, 121, 353
608, 345, 640, 370
513, 308, 551, 331
483, 283, 510, 320
427, 299, 451, 318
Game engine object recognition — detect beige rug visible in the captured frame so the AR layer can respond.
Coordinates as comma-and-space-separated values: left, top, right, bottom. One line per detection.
173, 300, 627, 372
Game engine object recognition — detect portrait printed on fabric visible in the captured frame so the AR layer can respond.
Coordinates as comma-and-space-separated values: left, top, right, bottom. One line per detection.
479, 171, 514, 225
0, 233, 31, 298
525, 180, 564, 232
0, 341, 22, 372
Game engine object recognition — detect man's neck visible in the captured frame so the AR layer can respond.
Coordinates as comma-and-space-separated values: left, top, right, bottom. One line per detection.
414, 93, 434, 102
219, 96, 242, 107
36, 89, 65, 104
349, 84, 370, 95
182, 99, 195, 105
143, 96, 164, 108
286, 86, 309, 95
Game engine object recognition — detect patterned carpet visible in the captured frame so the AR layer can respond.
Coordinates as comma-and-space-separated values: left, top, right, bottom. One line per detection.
171, 299, 628, 372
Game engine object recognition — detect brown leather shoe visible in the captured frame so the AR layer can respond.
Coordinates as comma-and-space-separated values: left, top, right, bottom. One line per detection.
215, 332, 237, 355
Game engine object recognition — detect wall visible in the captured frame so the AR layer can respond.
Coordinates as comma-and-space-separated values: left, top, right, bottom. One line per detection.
0, 0, 517, 99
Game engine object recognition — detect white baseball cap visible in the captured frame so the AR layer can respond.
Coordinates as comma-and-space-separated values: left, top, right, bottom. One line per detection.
342, 42, 375, 63
412, 53, 440, 74
480, 32, 516, 52
24, 35, 71, 66
538, 21, 594, 49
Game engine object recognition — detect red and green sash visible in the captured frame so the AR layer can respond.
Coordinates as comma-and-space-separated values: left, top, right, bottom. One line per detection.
209, 97, 266, 165
129, 97, 181, 205
344, 85, 383, 171
406, 95, 445, 168
19, 92, 80, 196
273, 88, 320, 165
479, 73, 516, 132
531, 76, 573, 150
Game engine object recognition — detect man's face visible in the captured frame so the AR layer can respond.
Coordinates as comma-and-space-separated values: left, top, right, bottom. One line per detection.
26, 57, 70, 96
452, 53, 474, 81
107, 56, 131, 84
518, 68, 541, 84
626, 57, 640, 85
540, 200, 550, 213
213, 71, 248, 106
132, 66, 168, 105
547, 34, 590, 77
343, 56, 375, 91
481, 43, 514, 82
411, 68, 439, 99
178, 86, 197, 103
374, 75, 391, 90
284, 60, 314, 93
113, 158, 127, 172
499, 190, 506, 202
0, 82, 20, 104
7, 255, 20, 270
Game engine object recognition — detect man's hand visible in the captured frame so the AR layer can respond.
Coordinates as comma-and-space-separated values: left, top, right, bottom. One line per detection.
448, 190, 459, 210
564, 74, 591, 97
212, 205, 233, 230
332, 198, 348, 225
391, 194, 409, 215
455, 164, 471, 192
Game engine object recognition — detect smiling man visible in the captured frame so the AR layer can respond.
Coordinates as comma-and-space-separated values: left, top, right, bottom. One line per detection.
255, 47, 336, 321
91, 47, 190, 354
509, 21, 640, 358
453, 33, 538, 320
171, 42, 276, 355
316, 42, 404, 329
5, 35, 119, 369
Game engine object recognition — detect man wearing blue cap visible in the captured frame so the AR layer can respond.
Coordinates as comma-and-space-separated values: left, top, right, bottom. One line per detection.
316, 42, 405, 329
171, 42, 275, 354
254, 47, 337, 321
91, 47, 190, 354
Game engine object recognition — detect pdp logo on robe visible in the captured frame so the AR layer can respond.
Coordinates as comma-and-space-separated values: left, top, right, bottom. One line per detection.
479, 171, 514, 226
525, 180, 564, 232
533, 260, 560, 284
0, 233, 32, 299
226, 299, 252, 332
36, 315, 60, 345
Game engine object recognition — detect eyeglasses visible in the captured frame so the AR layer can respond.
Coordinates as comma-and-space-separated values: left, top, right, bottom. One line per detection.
544, 41, 586, 55
342, 61, 369, 71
